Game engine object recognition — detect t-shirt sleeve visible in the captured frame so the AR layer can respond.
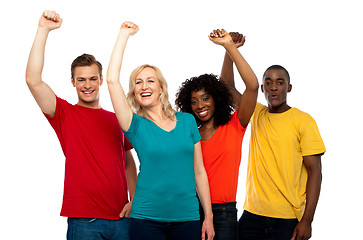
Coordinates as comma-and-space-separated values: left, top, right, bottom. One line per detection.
43, 96, 65, 132
231, 109, 248, 132
300, 114, 326, 156
124, 136, 133, 151
251, 102, 265, 123
188, 114, 201, 144
122, 113, 141, 148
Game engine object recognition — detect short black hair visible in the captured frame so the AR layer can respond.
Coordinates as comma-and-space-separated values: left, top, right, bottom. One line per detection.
263, 65, 290, 83
175, 74, 234, 128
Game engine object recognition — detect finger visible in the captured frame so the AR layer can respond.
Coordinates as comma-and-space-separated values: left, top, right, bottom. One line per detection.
126, 210, 131, 218
201, 227, 206, 240
237, 33, 243, 42
46, 11, 55, 20
241, 35, 246, 44
290, 230, 297, 240
119, 209, 126, 218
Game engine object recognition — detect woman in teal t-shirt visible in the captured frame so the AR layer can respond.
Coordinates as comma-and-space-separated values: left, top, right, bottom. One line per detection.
106, 21, 215, 240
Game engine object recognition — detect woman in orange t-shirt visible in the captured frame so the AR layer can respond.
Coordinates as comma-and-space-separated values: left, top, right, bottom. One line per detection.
175, 30, 258, 240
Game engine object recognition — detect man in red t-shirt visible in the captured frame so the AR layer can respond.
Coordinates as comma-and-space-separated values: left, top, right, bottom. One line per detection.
26, 10, 137, 240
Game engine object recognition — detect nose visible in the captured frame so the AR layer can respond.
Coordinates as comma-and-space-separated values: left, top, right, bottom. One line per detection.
270, 82, 278, 91
142, 81, 148, 90
197, 100, 205, 109
84, 80, 91, 89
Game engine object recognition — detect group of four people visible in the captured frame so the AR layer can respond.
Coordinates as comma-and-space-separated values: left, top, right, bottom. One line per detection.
26, 10, 325, 240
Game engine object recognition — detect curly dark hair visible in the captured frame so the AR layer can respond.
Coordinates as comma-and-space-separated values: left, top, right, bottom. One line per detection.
175, 74, 234, 128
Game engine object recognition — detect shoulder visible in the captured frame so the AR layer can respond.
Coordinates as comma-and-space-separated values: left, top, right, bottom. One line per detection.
252, 102, 268, 120
176, 112, 195, 121
290, 108, 315, 122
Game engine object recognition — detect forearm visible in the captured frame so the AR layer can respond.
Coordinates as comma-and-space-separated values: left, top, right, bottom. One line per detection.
106, 29, 133, 130
223, 42, 259, 92
220, 51, 235, 87
107, 30, 130, 84
125, 150, 137, 201
301, 168, 322, 223
26, 27, 49, 86
221, 51, 241, 109
196, 170, 213, 220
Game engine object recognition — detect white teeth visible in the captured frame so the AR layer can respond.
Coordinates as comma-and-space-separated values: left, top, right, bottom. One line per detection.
141, 93, 151, 97
199, 111, 208, 116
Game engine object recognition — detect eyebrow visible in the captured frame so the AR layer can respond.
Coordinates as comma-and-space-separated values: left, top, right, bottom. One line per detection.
264, 77, 286, 81
76, 76, 98, 80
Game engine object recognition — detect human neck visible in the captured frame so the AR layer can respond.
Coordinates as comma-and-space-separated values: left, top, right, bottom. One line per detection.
268, 103, 291, 113
77, 100, 101, 109
144, 106, 167, 122
200, 118, 216, 131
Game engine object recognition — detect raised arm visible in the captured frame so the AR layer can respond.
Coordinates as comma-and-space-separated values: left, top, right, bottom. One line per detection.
106, 22, 139, 131
26, 10, 63, 117
220, 32, 245, 109
194, 142, 215, 240
210, 30, 259, 128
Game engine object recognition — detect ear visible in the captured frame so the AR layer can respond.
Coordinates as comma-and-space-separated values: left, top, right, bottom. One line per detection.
261, 84, 264, 93
100, 75, 104, 86
71, 78, 75, 87
288, 84, 292, 92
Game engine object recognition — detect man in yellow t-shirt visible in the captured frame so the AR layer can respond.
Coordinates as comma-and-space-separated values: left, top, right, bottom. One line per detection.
221, 57, 325, 240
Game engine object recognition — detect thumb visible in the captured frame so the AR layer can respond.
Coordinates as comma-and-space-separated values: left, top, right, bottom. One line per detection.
119, 209, 126, 218
290, 229, 297, 240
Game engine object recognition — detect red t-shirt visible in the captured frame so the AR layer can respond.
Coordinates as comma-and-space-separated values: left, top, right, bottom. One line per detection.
201, 110, 247, 203
45, 97, 133, 219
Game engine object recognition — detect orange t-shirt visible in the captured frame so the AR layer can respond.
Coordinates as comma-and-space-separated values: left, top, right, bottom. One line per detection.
201, 110, 247, 203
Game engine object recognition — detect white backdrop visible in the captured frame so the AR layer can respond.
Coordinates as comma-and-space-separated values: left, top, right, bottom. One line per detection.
1, 0, 362, 239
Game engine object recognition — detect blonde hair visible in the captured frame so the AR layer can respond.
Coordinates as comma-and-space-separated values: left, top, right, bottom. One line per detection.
127, 64, 176, 119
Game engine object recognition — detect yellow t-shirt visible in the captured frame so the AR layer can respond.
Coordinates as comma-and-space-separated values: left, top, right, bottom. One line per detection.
244, 103, 326, 220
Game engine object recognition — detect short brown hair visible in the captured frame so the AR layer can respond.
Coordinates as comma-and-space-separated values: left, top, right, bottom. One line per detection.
71, 54, 102, 79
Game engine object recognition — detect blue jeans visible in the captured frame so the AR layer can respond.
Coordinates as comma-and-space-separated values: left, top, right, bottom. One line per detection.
238, 211, 299, 240
67, 217, 130, 240
202, 202, 238, 240
129, 218, 201, 240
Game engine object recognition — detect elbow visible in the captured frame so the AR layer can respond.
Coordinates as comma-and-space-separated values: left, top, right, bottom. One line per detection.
25, 74, 36, 88
247, 82, 259, 93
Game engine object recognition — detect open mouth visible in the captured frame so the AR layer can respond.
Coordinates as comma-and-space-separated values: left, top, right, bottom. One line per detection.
197, 110, 208, 118
141, 92, 152, 97
82, 90, 95, 95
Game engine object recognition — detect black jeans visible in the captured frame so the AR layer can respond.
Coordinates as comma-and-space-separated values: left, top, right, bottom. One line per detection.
238, 210, 299, 240
129, 218, 201, 240
200, 202, 238, 240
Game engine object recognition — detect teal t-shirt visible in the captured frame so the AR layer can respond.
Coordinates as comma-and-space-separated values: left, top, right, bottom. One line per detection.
123, 112, 201, 222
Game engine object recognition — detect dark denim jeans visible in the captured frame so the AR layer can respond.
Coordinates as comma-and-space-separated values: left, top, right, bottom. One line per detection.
67, 217, 130, 240
129, 218, 201, 240
238, 210, 299, 240
200, 202, 238, 240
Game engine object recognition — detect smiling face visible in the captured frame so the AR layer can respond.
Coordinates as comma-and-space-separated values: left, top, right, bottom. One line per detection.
262, 68, 292, 113
191, 88, 215, 123
133, 67, 163, 109
72, 64, 103, 108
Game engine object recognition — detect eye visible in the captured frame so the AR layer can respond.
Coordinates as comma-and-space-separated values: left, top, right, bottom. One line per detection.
191, 100, 197, 105
77, 79, 85, 82
264, 81, 271, 85
203, 96, 209, 102
135, 80, 142, 84
148, 80, 154, 83
90, 77, 98, 81
278, 81, 284, 85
